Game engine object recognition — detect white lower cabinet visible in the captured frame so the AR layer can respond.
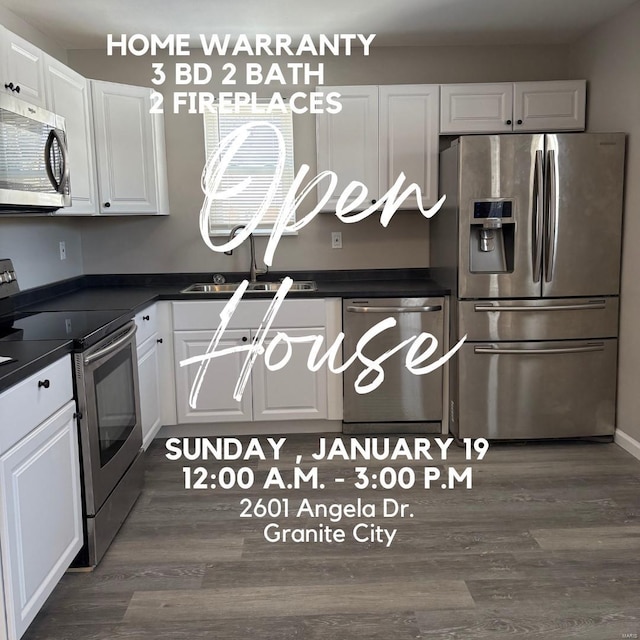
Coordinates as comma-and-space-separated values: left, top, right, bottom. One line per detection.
172, 300, 340, 425
252, 329, 328, 421
0, 363, 82, 640
135, 303, 174, 447
174, 330, 253, 423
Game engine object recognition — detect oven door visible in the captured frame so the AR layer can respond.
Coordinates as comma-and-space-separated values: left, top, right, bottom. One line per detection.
75, 321, 142, 516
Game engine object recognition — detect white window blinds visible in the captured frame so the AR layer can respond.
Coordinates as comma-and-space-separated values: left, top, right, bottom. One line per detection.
203, 106, 295, 235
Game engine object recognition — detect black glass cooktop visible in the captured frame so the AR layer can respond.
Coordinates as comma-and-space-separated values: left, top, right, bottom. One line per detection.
0, 310, 132, 350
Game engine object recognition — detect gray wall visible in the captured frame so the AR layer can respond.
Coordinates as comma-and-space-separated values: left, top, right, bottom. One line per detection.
571, 0, 640, 444
0, 8, 84, 289
67, 44, 573, 275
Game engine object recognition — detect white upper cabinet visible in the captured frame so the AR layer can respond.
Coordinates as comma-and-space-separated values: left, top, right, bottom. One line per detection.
44, 57, 99, 215
317, 84, 440, 212
440, 80, 586, 134
316, 86, 379, 212
91, 80, 169, 215
513, 80, 586, 132
379, 85, 440, 210
0, 26, 46, 107
440, 83, 513, 134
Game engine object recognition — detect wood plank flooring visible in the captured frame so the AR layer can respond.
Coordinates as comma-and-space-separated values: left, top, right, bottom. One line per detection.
23, 435, 640, 639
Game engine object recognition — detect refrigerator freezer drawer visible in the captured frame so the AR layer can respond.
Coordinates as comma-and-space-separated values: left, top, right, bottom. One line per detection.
458, 297, 619, 341
456, 339, 617, 439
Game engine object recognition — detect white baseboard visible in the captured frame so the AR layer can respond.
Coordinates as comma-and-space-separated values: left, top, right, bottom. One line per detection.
614, 429, 640, 461
158, 420, 343, 438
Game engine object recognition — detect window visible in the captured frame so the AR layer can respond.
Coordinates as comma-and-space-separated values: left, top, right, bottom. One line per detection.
203, 105, 295, 235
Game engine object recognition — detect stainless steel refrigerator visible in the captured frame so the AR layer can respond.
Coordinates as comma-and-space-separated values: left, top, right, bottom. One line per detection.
431, 133, 625, 440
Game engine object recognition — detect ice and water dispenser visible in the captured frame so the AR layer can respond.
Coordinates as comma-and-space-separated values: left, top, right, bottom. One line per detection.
469, 200, 515, 273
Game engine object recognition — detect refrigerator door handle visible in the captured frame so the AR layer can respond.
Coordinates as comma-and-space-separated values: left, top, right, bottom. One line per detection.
474, 342, 605, 356
533, 149, 544, 283
474, 300, 606, 312
544, 148, 558, 282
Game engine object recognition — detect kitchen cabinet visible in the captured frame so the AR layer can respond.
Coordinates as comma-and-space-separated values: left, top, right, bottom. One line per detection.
0, 26, 46, 107
252, 328, 328, 421
135, 303, 173, 447
44, 57, 99, 215
91, 80, 170, 215
440, 80, 586, 134
172, 299, 339, 424
0, 356, 82, 640
316, 84, 440, 211
174, 330, 254, 423
316, 86, 379, 212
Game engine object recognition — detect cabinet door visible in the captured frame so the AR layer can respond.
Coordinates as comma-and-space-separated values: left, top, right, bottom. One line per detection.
0, 27, 46, 107
440, 83, 513, 134
379, 85, 440, 209
137, 335, 162, 448
316, 86, 379, 211
0, 554, 6, 640
45, 58, 99, 215
0, 401, 82, 640
174, 330, 253, 423
514, 80, 586, 132
91, 80, 159, 214
252, 328, 328, 421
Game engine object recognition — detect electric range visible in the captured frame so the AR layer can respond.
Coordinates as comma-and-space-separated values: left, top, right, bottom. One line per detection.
0, 309, 133, 348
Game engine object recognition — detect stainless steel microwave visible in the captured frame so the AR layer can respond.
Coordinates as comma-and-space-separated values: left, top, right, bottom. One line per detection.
0, 93, 70, 213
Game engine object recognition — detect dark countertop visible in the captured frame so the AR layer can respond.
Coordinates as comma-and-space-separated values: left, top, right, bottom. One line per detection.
0, 269, 450, 393
0, 340, 72, 392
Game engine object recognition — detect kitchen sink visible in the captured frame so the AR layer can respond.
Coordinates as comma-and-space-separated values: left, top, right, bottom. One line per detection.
180, 281, 317, 294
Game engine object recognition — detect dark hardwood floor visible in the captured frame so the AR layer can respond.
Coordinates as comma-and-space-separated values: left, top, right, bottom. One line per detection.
24, 435, 640, 639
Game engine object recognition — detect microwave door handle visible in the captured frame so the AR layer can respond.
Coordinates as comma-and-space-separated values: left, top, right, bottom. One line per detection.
44, 129, 68, 194
532, 149, 544, 283
544, 149, 558, 282
59, 132, 70, 194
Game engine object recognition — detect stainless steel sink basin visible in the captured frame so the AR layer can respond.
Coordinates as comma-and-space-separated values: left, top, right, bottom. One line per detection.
181, 281, 317, 294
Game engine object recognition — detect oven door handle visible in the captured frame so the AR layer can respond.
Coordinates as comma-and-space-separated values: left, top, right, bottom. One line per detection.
83, 321, 137, 366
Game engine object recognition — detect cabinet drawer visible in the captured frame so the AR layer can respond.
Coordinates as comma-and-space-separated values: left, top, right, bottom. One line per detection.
0, 355, 73, 454
135, 305, 158, 345
172, 299, 327, 331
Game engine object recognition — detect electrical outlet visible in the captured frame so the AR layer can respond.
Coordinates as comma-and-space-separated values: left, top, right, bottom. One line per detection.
59, 241, 66, 261
331, 231, 342, 249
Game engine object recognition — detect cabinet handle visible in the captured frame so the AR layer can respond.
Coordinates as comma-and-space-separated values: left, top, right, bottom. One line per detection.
517, 119, 523, 125
506, 119, 512, 125
104, 202, 111, 208
242, 336, 248, 342
143, 315, 150, 321
4, 82, 13, 90
371, 199, 377, 204
38, 379, 50, 389
157, 338, 163, 343
73, 411, 83, 420
14, 85, 20, 93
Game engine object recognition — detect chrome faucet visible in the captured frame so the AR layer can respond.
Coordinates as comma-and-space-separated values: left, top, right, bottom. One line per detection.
225, 224, 265, 282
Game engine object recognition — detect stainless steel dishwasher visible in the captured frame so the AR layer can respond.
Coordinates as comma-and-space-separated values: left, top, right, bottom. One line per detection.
342, 297, 445, 434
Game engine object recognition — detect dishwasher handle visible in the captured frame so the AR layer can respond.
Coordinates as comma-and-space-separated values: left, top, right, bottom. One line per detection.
346, 304, 442, 314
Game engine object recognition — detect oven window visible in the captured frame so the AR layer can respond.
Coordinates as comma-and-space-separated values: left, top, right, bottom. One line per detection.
93, 344, 137, 467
